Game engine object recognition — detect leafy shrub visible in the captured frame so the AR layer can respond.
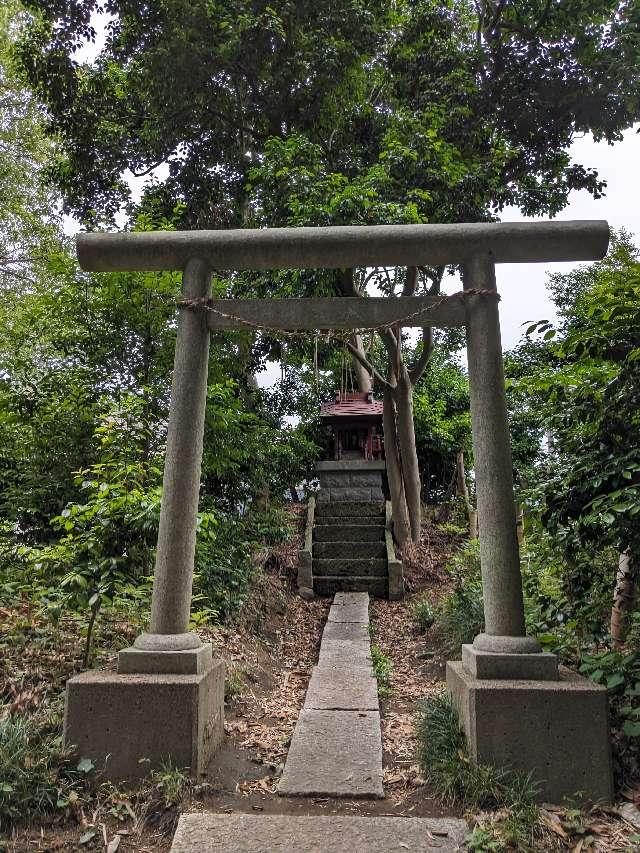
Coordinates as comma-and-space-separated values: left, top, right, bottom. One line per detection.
579, 649, 640, 776
416, 692, 539, 850
434, 540, 484, 657
370, 644, 392, 698
411, 595, 435, 633
0, 714, 91, 828
193, 504, 293, 622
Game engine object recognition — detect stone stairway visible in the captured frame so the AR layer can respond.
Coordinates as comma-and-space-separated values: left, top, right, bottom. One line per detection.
312, 500, 388, 597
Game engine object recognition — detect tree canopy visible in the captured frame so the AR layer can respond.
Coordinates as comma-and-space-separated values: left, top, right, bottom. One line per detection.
16, 0, 640, 227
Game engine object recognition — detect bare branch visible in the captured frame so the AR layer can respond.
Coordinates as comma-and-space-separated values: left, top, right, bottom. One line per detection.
344, 339, 389, 388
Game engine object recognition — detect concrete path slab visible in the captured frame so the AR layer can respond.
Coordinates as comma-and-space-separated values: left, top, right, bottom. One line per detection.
304, 665, 378, 711
322, 621, 370, 642
327, 598, 369, 623
278, 709, 384, 798
171, 814, 469, 852
318, 638, 372, 667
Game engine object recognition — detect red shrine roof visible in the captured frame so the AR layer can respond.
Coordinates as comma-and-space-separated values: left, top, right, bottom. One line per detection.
320, 391, 383, 419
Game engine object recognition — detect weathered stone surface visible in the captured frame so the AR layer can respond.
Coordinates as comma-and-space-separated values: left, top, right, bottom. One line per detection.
314, 525, 385, 543
388, 558, 404, 601
313, 558, 387, 577
314, 515, 385, 526
447, 661, 614, 803
319, 473, 349, 488
314, 541, 386, 559
315, 500, 385, 518
64, 660, 225, 781
318, 638, 372, 667
298, 585, 315, 600
323, 621, 370, 642
118, 642, 212, 675
170, 814, 469, 852
304, 665, 378, 711
330, 488, 377, 502
277, 710, 384, 798
349, 471, 383, 487
327, 594, 369, 623
385, 506, 404, 601
316, 577, 387, 597
461, 644, 559, 680
296, 552, 313, 589
78, 221, 610, 275
147, 259, 211, 639
316, 460, 387, 472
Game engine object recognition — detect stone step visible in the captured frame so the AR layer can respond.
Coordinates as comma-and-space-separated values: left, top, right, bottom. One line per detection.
313, 541, 386, 559
171, 814, 469, 852
313, 558, 387, 577
314, 515, 384, 526
315, 500, 385, 518
314, 576, 388, 597
278, 709, 384, 798
313, 525, 385, 542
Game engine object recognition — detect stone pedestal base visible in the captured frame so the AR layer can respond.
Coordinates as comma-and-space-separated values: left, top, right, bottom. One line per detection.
446, 661, 613, 803
64, 657, 225, 782
461, 644, 558, 680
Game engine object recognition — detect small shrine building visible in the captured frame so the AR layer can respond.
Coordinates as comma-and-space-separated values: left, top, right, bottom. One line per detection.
320, 391, 384, 461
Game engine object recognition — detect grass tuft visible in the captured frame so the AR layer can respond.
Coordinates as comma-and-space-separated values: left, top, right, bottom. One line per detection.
416, 691, 540, 851
411, 595, 435, 633
0, 713, 90, 828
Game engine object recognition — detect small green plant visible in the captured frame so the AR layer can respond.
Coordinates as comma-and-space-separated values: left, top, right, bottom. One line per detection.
411, 595, 435, 633
224, 668, 245, 702
0, 714, 91, 828
370, 644, 392, 698
416, 692, 539, 851
147, 761, 189, 809
434, 540, 484, 657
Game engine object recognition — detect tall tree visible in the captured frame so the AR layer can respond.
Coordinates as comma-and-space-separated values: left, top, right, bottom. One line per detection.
16, 0, 640, 543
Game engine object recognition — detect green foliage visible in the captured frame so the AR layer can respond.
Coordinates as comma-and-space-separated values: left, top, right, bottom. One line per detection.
147, 762, 189, 810
510, 233, 640, 557
370, 644, 392, 698
434, 540, 485, 658
580, 650, 640, 739
0, 714, 91, 828
416, 692, 539, 850
412, 352, 472, 502
411, 595, 435, 633
16, 1, 640, 236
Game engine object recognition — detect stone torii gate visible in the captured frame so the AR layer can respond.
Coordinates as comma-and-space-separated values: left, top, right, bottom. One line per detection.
64, 221, 613, 801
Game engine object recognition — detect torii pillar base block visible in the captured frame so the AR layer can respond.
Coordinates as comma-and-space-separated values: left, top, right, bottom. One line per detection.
446, 660, 613, 804
64, 655, 225, 782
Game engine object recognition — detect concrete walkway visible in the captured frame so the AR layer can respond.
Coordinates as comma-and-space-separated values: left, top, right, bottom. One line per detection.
171, 814, 468, 852
169, 591, 470, 851
278, 592, 384, 799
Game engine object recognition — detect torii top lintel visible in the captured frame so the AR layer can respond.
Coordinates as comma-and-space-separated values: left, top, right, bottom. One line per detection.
76, 220, 609, 272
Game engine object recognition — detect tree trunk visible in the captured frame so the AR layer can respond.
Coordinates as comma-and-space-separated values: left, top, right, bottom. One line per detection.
395, 366, 421, 542
611, 549, 637, 648
456, 451, 478, 537
351, 333, 372, 393
383, 382, 411, 546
